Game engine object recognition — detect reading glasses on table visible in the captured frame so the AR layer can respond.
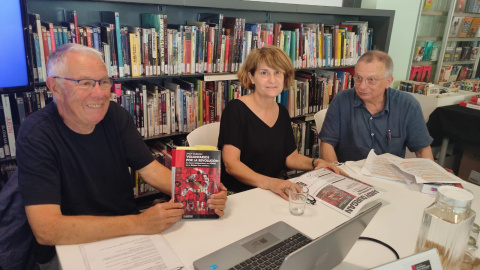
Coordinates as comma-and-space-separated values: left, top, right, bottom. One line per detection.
52, 76, 114, 91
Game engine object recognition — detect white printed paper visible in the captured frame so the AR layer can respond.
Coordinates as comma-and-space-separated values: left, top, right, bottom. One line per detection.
361, 150, 462, 184
361, 151, 415, 184
80, 234, 184, 270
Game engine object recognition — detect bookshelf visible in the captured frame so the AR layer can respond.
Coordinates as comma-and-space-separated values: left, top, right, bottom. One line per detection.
24, 0, 394, 142
15, 0, 395, 200
409, 0, 480, 84
26, 0, 394, 67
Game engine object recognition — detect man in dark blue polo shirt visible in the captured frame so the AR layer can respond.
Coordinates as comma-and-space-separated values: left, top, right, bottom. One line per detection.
319, 50, 434, 163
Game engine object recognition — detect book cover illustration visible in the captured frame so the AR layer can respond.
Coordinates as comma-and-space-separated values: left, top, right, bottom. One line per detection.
316, 185, 355, 210
172, 147, 221, 219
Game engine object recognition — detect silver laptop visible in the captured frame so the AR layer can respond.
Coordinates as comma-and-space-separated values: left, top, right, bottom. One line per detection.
193, 202, 382, 270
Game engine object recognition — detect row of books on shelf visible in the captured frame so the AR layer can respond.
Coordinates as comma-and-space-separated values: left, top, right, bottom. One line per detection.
413, 41, 479, 63
439, 65, 475, 82
0, 89, 54, 160
0, 66, 352, 163
398, 81, 439, 96
398, 80, 463, 96
108, 69, 352, 138
292, 119, 318, 158
409, 64, 475, 84
28, 9, 373, 82
444, 42, 479, 62
449, 16, 480, 37
455, 0, 480, 13
409, 65, 433, 83
133, 137, 187, 197
422, 0, 450, 12
422, 0, 480, 13
413, 41, 439, 62
399, 77, 480, 97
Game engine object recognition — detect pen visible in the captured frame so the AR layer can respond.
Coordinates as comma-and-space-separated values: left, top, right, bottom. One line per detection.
387, 129, 392, 140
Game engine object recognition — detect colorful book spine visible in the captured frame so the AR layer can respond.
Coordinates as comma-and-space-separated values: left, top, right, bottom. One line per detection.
2, 94, 15, 157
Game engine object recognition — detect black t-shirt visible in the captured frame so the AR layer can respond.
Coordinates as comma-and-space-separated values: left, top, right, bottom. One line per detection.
218, 99, 296, 193
17, 101, 154, 263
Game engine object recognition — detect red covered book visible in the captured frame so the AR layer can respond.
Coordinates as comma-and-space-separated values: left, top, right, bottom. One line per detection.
172, 146, 221, 219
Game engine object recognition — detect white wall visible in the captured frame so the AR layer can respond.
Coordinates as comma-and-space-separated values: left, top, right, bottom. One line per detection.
362, 0, 422, 88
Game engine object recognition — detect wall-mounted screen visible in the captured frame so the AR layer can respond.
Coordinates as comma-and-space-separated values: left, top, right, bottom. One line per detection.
0, 0, 33, 90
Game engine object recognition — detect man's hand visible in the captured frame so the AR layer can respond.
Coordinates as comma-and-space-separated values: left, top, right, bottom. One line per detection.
137, 201, 184, 234
208, 183, 228, 216
314, 159, 348, 176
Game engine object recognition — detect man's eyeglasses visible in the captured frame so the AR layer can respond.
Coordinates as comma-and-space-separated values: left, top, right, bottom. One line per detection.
52, 76, 113, 91
353, 76, 387, 86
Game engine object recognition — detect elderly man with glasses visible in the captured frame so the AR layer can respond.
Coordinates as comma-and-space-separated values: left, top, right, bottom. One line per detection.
319, 50, 434, 163
16, 43, 227, 269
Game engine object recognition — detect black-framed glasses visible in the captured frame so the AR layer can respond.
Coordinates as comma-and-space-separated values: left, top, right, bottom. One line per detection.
52, 76, 113, 91
307, 194, 316, 205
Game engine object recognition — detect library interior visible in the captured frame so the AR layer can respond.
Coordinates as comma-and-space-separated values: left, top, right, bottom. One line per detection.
1, 0, 480, 269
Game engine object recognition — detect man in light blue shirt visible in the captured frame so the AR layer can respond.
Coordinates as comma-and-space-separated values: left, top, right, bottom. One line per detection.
319, 50, 434, 163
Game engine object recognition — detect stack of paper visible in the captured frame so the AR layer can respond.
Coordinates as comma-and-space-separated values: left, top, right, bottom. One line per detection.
360, 150, 462, 185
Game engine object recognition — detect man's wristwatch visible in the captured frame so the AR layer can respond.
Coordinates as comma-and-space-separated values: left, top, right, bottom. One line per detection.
311, 158, 318, 169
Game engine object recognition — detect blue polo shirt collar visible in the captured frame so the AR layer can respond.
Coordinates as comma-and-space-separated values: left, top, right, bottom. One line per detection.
352, 88, 391, 115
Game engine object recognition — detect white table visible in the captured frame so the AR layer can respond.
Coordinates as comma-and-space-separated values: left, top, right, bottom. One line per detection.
57, 167, 480, 269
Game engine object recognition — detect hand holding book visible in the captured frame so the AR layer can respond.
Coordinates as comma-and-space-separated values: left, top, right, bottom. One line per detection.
172, 146, 227, 219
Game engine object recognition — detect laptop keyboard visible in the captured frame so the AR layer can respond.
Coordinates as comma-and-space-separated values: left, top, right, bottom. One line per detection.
229, 233, 312, 270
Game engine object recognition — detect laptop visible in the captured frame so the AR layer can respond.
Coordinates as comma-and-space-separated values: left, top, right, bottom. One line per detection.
193, 202, 382, 270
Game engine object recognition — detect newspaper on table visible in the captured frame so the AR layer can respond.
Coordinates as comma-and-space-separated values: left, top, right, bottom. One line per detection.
291, 168, 383, 218
80, 234, 184, 270
361, 150, 462, 184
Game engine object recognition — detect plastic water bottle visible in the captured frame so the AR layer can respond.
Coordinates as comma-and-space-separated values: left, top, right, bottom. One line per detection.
415, 186, 476, 270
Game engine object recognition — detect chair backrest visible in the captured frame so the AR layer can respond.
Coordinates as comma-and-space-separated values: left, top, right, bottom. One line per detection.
314, 108, 328, 135
313, 109, 328, 159
187, 122, 221, 147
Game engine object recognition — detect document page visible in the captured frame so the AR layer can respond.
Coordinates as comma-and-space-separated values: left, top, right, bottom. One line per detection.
361, 151, 415, 184
394, 158, 462, 184
360, 150, 462, 184
80, 234, 184, 270
291, 168, 383, 217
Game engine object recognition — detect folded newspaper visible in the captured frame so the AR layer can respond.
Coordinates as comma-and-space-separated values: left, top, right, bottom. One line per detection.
291, 168, 383, 218
360, 150, 462, 185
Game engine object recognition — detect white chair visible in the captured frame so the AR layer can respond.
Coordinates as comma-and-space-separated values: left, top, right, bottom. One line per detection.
187, 122, 221, 147
313, 109, 328, 158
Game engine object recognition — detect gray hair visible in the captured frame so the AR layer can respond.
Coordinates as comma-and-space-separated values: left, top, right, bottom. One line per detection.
46, 43, 105, 77
357, 50, 394, 78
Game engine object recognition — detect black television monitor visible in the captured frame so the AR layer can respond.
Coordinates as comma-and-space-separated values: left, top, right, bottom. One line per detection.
0, 0, 34, 92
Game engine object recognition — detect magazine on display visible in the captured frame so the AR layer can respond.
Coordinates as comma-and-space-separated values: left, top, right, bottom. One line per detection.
171, 145, 221, 219
290, 168, 383, 218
